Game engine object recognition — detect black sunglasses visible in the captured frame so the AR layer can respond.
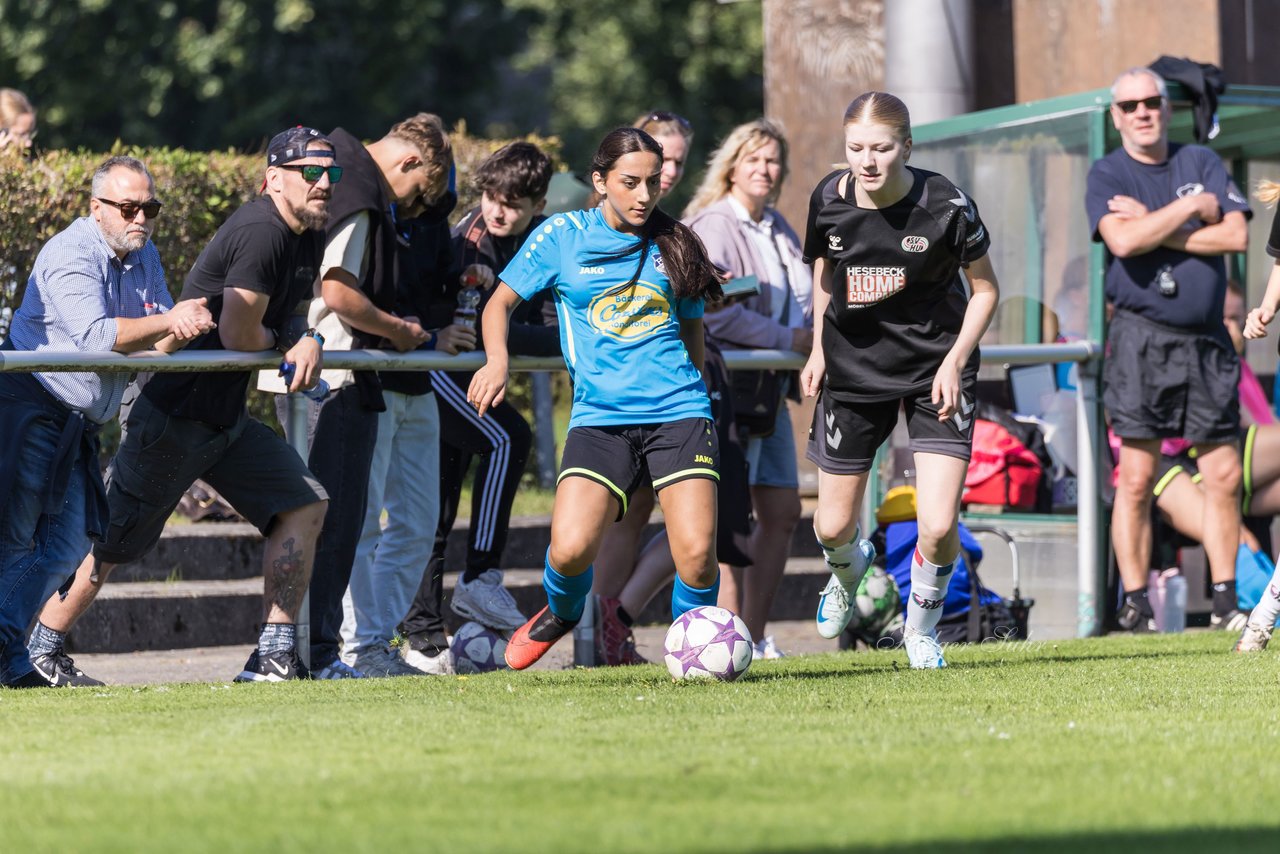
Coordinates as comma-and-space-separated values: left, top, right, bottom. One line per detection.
1114, 95, 1165, 114
643, 111, 692, 132
96, 197, 162, 220
279, 164, 343, 184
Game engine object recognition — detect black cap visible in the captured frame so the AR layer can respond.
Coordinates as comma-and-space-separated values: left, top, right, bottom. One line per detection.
267, 126, 335, 166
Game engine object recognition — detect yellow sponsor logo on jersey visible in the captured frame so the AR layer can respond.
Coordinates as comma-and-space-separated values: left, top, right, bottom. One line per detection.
694, 454, 715, 465
588, 280, 670, 340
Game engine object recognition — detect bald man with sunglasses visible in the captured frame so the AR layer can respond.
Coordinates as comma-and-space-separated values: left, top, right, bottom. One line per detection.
27, 129, 337, 686
1086, 67, 1252, 635
0, 155, 215, 688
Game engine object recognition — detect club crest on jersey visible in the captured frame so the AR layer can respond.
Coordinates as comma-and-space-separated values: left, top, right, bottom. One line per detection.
588, 281, 670, 341
652, 252, 665, 274
901, 235, 929, 253
846, 265, 906, 307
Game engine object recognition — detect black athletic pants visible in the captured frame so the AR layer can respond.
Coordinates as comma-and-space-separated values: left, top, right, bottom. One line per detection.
400, 370, 531, 645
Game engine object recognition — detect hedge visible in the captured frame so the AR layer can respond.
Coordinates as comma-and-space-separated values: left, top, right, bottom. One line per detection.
0, 124, 561, 324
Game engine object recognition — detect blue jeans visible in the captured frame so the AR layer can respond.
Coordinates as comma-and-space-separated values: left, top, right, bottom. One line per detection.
342, 391, 440, 656
0, 417, 91, 683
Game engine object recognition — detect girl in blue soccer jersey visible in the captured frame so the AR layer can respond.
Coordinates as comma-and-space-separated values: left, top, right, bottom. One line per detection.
800, 92, 1000, 669
468, 127, 726, 670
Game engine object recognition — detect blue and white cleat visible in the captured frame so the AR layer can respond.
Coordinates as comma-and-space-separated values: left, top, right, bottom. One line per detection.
815, 539, 876, 639
904, 630, 948, 669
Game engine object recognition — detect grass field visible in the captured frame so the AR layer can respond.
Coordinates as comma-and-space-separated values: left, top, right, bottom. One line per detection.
2, 633, 1279, 853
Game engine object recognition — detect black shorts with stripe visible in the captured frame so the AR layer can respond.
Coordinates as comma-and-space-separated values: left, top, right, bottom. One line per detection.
806, 378, 977, 475
559, 418, 719, 520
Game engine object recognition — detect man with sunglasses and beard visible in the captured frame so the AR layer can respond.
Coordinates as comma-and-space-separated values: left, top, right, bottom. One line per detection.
26, 129, 336, 685
1087, 67, 1252, 635
0, 155, 216, 688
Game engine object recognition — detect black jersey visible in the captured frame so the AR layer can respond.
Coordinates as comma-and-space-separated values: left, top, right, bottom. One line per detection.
803, 166, 990, 403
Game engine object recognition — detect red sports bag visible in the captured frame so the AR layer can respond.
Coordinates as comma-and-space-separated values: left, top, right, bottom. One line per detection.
962, 419, 1043, 509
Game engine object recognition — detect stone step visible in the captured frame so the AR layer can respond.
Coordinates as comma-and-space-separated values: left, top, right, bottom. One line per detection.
65, 559, 832, 654
122, 516, 826, 583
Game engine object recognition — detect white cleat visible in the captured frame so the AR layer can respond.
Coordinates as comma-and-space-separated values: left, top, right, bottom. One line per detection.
904, 630, 948, 669
1235, 623, 1273, 653
814, 539, 876, 640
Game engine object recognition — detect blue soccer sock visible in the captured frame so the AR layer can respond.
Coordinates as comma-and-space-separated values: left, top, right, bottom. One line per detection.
543, 551, 593, 623
671, 572, 721, 620
905, 547, 956, 637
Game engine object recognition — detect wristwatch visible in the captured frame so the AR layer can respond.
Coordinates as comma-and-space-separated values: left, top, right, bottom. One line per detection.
304, 328, 325, 347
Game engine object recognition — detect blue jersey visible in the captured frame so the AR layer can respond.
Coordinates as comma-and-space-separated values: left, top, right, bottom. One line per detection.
501, 208, 710, 429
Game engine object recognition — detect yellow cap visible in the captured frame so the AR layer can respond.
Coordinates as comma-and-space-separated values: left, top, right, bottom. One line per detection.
876, 485, 918, 524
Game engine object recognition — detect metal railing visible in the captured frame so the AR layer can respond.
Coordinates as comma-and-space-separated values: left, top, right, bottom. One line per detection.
0, 339, 1105, 644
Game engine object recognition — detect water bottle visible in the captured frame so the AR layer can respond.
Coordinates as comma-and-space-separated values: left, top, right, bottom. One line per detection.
454, 271, 482, 329
279, 361, 330, 401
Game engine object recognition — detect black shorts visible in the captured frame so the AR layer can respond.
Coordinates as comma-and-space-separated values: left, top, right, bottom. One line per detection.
93, 392, 328, 565
1103, 310, 1240, 443
559, 418, 719, 520
805, 380, 976, 475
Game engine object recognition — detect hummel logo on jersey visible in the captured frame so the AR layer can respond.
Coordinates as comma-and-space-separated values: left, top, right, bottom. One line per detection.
578, 265, 605, 275
846, 266, 906, 307
825, 410, 842, 449
901, 236, 929, 253
950, 190, 976, 223
828, 234, 843, 251
952, 394, 975, 432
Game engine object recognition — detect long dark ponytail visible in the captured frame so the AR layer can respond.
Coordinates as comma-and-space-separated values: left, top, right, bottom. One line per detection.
590, 127, 724, 302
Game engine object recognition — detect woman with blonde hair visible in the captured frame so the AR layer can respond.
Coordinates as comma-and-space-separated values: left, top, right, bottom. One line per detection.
683, 118, 814, 660
801, 91, 1000, 669
0, 88, 36, 153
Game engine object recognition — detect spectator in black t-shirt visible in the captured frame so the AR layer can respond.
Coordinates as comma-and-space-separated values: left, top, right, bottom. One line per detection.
1085, 67, 1251, 634
31, 127, 337, 684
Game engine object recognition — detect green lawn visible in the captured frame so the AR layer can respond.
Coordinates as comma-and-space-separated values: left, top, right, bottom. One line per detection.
2, 633, 1279, 853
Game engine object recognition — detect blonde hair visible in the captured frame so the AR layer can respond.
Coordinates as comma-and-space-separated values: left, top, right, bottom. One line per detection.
387, 112, 453, 202
1256, 179, 1280, 208
633, 110, 694, 144
683, 118, 789, 217
842, 91, 911, 141
0, 87, 35, 130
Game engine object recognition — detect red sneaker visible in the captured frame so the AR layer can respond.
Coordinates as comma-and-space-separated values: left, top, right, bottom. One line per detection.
504, 606, 574, 670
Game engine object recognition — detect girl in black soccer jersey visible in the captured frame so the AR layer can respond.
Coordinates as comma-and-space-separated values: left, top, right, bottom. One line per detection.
800, 92, 1000, 669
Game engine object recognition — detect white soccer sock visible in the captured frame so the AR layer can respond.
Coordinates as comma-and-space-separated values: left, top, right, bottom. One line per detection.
817, 525, 870, 591
905, 548, 956, 637
1248, 560, 1280, 628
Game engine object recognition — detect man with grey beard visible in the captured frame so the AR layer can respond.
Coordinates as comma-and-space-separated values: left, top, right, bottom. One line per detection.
28, 128, 336, 685
0, 155, 215, 688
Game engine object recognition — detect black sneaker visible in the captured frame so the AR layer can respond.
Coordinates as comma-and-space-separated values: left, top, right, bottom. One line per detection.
3, 669, 54, 689
233, 648, 308, 683
1210, 608, 1249, 633
30, 650, 105, 687
1116, 601, 1158, 633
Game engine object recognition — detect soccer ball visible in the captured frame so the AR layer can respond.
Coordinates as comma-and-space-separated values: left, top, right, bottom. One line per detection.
451, 621, 510, 673
853, 567, 902, 637
663, 606, 753, 682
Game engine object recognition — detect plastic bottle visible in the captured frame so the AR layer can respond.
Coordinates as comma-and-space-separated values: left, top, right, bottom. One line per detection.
454, 271, 482, 329
279, 361, 330, 401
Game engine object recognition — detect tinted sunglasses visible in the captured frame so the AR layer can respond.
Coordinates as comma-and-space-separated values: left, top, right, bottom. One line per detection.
1114, 96, 1164, 114
96, 197, 163, 219
279, 164, 343, 184
643, 111, 692, 132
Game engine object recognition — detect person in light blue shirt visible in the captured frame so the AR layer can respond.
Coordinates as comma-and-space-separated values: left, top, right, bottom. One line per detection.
468, 127, 726, 670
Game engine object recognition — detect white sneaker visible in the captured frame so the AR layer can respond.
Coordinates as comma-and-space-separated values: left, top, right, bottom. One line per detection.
1235, 623, 1273, 653
815, 539, 876, 639
904, 630, 948, 669
752, 635, 786, 661
450, 569, 526, 630
347, 645, 426, 678
312, 658, 367, 680
402, 644, 456, 675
